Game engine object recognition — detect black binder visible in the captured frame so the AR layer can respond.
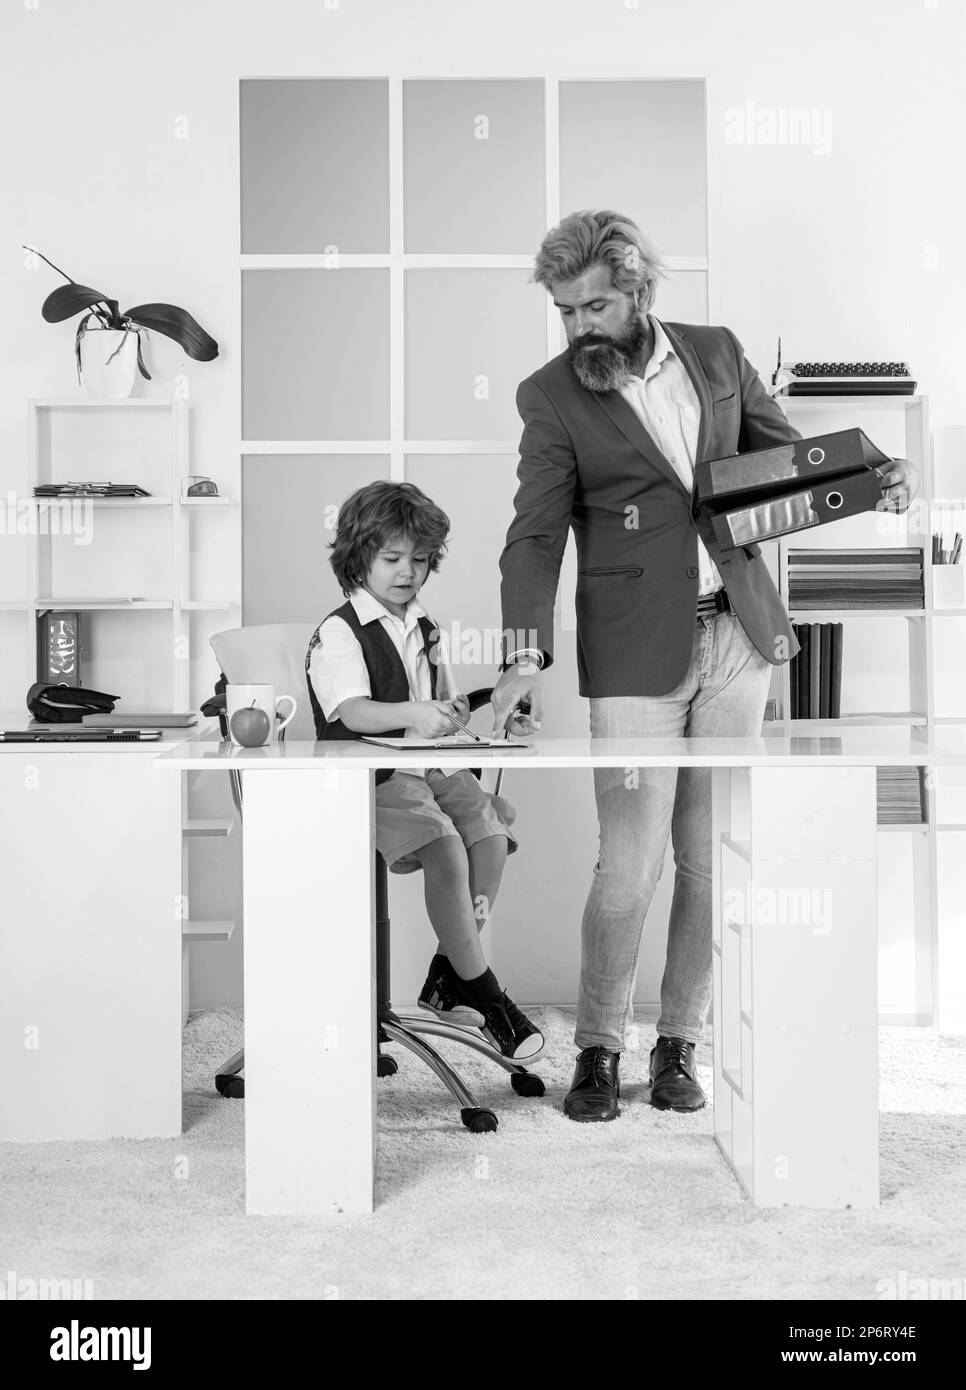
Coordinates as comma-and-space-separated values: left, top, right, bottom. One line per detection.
695, 428, 891, 506
819, 624, 833, 718
696, 427, 890, 550
829, 623, 843, 719
710, 468, 884, 549
809, 623, 821, 717
798, 625, 812, 718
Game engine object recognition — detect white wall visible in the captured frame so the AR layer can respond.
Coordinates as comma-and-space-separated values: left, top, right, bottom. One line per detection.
4, 0, 964, 1014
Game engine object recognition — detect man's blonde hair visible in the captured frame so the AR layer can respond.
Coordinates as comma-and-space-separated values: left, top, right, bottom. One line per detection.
532, 209, 666, 311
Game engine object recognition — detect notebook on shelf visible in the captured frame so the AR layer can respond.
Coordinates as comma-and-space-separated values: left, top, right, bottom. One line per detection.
82, 712, 198, 728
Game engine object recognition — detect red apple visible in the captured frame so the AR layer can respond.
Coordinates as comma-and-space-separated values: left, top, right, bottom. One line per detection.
230, 702, 271, 748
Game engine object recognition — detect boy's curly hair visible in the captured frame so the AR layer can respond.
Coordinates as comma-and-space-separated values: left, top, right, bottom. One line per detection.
329, 481, 451, 596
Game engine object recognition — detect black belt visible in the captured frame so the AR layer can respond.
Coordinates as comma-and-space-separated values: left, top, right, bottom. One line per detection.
696, 588, 732, 617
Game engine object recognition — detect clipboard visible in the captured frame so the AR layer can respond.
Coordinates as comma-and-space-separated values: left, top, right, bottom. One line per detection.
360, 736, 532, 752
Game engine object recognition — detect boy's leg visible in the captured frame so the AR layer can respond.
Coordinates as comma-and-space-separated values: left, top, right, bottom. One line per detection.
423, 835, 506, 998
467, 834, 508, 932
418, 835, 542, 1058
418, 836, 487, 980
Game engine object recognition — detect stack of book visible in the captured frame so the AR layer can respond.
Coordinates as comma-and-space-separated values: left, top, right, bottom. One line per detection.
877, 766, 925, 825
789, 622, 843, 718
787, 549, 924, 610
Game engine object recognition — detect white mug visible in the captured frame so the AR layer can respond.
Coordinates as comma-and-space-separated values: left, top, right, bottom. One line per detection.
226, 683, 297, 747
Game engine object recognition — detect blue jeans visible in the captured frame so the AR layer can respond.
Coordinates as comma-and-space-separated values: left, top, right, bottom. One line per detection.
576, 611, 773, 1051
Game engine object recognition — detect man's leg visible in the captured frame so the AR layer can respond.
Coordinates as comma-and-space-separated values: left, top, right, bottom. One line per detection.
650, 612, 773, 1110
564, 623, 705, 1120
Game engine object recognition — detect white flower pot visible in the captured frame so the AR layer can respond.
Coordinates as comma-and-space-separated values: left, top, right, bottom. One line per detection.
79, 327, 138, 398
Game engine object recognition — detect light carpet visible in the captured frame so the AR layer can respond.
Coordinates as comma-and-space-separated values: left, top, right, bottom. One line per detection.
1, 1008, 964, 1301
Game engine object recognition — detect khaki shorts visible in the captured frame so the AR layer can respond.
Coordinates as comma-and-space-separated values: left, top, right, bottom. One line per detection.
375, 768, 519, 874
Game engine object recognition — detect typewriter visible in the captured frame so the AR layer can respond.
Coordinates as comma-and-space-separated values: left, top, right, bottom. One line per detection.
771, 341, 916, 396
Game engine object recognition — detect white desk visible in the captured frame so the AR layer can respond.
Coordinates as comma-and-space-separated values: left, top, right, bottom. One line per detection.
0, 718, 187, 1141
157, 730, 966, 1217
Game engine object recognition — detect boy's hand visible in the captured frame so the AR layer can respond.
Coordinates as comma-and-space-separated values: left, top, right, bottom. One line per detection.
451, 692, 471, 722
410, 699, 463, 739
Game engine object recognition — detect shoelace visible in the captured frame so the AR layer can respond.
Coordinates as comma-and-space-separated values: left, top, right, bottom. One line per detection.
498, 992, 532, 1036
658, 1037, 693, 1076
593, 1048, 616, 1079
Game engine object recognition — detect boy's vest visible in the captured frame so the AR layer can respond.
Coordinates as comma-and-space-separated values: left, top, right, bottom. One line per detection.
305, 600, 440, 785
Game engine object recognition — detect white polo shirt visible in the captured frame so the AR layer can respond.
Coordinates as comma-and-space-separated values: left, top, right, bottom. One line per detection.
617, 315, 723, 597
307, 588, 460, 777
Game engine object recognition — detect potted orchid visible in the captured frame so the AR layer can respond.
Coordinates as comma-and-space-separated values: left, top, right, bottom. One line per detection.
25, 246, 219, 398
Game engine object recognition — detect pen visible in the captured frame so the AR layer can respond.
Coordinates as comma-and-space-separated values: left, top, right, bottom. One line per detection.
442, 707, 486, 744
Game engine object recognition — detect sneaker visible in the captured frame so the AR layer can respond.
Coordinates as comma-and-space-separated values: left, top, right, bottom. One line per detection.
417, 962, 485, 1028
479, 992, 545, 1062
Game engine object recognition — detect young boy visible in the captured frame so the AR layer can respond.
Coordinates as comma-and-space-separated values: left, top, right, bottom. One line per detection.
305, 480, 544, 1062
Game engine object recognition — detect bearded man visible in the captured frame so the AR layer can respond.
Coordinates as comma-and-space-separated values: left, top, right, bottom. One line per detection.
490, 209, 918, 1121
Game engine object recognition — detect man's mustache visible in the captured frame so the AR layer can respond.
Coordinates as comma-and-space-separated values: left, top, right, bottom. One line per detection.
571, 334, 628, 354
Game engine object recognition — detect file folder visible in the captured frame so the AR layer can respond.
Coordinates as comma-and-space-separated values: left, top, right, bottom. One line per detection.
695, 428, 891, 506
709, 466, 884, 549
696, 427, 891, 550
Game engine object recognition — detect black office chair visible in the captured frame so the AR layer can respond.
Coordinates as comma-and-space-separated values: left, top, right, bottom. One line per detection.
201, 676, 545, 1133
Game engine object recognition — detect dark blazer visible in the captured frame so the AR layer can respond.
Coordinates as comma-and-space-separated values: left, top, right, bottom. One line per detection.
499, 321, 803, 698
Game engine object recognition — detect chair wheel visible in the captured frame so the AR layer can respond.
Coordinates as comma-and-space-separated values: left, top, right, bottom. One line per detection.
510, 1072, 545, 1098
215, 1075, 244, 1098
461, 1107, 498, 1133
377, 1054, 399, 1078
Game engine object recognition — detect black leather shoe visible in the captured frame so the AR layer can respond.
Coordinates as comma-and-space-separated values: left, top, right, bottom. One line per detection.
649, 1036, 706, 1112
563, 1046, 620, 1122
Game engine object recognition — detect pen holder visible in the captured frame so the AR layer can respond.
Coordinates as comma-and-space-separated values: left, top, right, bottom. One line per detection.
932, 563, 965, 610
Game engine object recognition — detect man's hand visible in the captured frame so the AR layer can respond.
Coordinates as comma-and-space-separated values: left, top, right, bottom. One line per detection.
490, 665, 543, 738
877, 457, 920, 514
410, 699, 462, 739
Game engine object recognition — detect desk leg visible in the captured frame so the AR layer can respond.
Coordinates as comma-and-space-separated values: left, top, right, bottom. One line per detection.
242, 768, 375, 1215
712, 765, 879, 1209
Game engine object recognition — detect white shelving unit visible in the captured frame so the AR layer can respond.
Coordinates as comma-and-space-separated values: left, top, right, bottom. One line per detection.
17, 397, 241, 1012
754, 392, 963, 1026
17, 397, 240, 711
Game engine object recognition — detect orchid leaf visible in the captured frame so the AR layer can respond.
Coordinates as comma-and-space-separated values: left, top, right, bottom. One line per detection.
122, 303, 218, 362
135, 331, 151, 380
42, 283, 117, 325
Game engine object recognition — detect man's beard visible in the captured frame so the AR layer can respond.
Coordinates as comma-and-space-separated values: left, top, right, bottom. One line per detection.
568, 313, 651, 393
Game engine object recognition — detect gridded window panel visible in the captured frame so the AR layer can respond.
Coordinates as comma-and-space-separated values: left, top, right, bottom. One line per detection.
405, 454, 520, 675
242, 270, 390, 441
405, 270, 546, 440
241, 454, 390, 626
403, 80, 546, 253
240, 79, 389, 253
559, 80, 707, 258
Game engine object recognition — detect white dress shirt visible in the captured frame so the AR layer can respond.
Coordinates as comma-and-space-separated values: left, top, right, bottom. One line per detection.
307, 588, 459, 778
617, 315, 723, 598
